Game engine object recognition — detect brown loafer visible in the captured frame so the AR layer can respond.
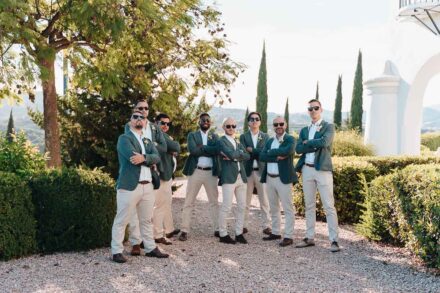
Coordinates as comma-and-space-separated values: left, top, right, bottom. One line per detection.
131, 244, 141, 256
112, 253, 127, 263
279, 238, 293, 247
242, 227, 249, 234
155, 237, 172, 245
179, 232, 188, 241
262, 227, 272, 235
145, 247, 169, 258
165, 229, 181, 238
262, 233, 281, 241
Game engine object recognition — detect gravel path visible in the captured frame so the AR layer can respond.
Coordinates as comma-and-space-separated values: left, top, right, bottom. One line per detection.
1, 178, 439, 292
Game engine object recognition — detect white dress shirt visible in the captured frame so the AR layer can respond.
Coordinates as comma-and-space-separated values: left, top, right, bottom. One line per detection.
131, 129, 152, 181
305, 118, 323, 165
251, 131, 259, 168
225, 134, 240, 171
197, 130, 213, 167
267, 132, 286, 175
142, 121, 153, 141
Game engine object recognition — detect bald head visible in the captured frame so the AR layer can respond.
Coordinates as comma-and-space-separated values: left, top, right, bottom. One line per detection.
222, 117, 237, 136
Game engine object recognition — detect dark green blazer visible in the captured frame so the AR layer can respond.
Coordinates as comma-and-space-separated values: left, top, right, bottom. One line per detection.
259, 134, 298, 185
218, 136, 250, 185
159, 132, 181, 181
239, 130, 269, 177
116, 130, 161, 191
182, 130, 220, 177
295, 120, 334, 172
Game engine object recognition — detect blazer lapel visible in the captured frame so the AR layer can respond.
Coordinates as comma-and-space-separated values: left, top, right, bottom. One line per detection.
196, 131, 203, 145
313, 120, 327, 139
127, 130, 142, 153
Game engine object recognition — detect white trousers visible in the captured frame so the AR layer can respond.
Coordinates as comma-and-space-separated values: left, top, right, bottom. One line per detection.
181, 169, 219, 233
219, 177, 247, 237
153, 179, 175, 239
266, 176, 295, 239
302, 165, 339, 242
111, 184, 156, 254
244, 171, 271, 229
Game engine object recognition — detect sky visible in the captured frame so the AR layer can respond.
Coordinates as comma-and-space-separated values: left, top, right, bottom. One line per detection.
213, 0, 440, 114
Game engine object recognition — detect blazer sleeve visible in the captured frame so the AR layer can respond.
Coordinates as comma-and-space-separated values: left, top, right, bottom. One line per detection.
202, 134, 220, 156
252, 134, 268, 160
144, 142, 161, 166
306, 124, 335, 149
267, 135, 295, 157
154, 127, 167, 153
117, 135, 136, 162
295, 129, 316, 154
259, 140, 278, 163
220, 139, 250, 161
165, 135, 181, 154
187, 132, 204, 156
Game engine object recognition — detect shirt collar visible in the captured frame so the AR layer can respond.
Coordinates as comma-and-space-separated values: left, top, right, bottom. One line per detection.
311, 118, 323, 127
275, 132, 286, 142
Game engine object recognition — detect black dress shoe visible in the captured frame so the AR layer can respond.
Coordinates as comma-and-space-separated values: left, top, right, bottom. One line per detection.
279, 238, 293, 247
112, 253, 127, 263
219, 235, 236, 244
262, 227, 272, 235
263, 233, 282, 241
235, 234, 248, 244
242, 227, 248, 234
165, 229, 181, 238
145, 247, 169, 258
179, 232, 188, 241
155, 237, 172, 245
214, 231, 220, 238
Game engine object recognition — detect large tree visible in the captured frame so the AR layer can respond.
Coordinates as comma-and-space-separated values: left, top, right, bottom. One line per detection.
315, 81, 319, 100
6, 110, 15, 143
284, 97, 289, 134
243, 107, 249, 132
350, 50, 363, 131
256, 41, 268, 133
333, 75, 343, 129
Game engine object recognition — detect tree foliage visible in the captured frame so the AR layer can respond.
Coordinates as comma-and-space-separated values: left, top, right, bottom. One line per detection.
284, 98, 289, 133
256, 41, 268, 133
350, 50, 363, 132
243, 106, 249, 132
334, 75, 343, 129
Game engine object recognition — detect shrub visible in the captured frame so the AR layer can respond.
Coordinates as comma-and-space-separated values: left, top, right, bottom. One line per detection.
332, 130, 374, 157
421, 132, 440, 151
294, 157, 378, 224
0, 172, 37, 260
364, 156, 440, 175
30, 167, 116, 253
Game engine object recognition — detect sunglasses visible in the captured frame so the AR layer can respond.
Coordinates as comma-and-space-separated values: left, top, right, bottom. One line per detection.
225, 124, 237, 129
308, 106, 320, 112
249, 117, 260, 122
136, 107, 149, 111
200, 118, 211, 123
159, 121, 172, 126
273, 122, 285, 127
131, 114, 145, 120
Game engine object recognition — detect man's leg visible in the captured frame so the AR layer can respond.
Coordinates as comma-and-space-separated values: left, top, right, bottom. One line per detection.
254, 171, 271, 229
302, 166, 318, 240
137, 184, 157, 253
161, 179, 175, 235
180, 170, 204, 233
243, 174, 255, 229
203, 172, 220, 232
234, 178, 247, 236
275, 178, 295, 239
266, 177, 281, 236
219, 183, 234, 237
153, 179, 173, 239
316, 170, 339, 242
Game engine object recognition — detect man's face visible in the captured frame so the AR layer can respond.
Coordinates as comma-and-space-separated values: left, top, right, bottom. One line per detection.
130, 112, 146, 130
199, 115, 211, 131
135, 101, 149, 118
158, 118, 171, 133
273, 117, 286, 136
248, 114, 261, 129
308, 101, 322, 121
222, 118, 237, 136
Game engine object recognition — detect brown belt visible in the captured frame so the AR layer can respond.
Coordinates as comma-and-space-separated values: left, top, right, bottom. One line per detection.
305, 163, 315, 168
253, 168, 259, 171
139, 181, 151, 185
197, 166, 212, 171
268, 173, 279, 178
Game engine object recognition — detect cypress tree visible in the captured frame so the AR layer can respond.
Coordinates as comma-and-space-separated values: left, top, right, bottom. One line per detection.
350, 50, 363, 131
333, 75, 343, 129
284, 98, 290, 134
256, 41, 268, 133
6, 110, 15, 142
243, 107, 249, 132
315, 81, 319, 100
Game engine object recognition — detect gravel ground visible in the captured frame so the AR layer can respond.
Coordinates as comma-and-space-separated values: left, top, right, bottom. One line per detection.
1, 178, 439, 293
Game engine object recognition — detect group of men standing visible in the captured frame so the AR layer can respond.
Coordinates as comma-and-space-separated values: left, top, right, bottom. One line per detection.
110, 98, 340, 264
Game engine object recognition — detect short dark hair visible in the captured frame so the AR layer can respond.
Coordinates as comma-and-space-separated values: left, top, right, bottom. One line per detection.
308, 99, 322, 107
155, 113, 170, 122
247, 111, 262, 121
199, 112, 210, 119
134, 99, 148, 107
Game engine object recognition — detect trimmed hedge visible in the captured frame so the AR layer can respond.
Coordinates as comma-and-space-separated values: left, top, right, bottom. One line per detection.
30, 167, 116, 253
332, 130, 374, 157
0, 172, 37, 260
421, 132, 440, 151
357, 164, 440, 268
363, 155, 440, 175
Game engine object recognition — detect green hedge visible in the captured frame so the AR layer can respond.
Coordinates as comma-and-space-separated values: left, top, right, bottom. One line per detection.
0, 172, 37, 260
294, 157, 379, 224
30, 167, 116, 253
357, 164, 440, 268
332, 130, 375, 157
363, 155, 440, 175
421, 132, 440, 151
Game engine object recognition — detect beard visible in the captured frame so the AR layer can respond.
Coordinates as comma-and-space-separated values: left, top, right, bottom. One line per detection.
200, 124, 210, 131
135, 124, 143, 130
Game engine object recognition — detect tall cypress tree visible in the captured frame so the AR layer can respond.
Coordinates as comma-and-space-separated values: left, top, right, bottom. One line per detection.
6, 110, 15, 142
333, 75, 343, 129
256, 41, 268, 133
243, 107, 249, 132
284, 97, 290, 134
315, 81, 319, 100
350, 50, 363, 131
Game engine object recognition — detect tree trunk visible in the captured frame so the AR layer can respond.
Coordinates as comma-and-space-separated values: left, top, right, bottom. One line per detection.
41, 58, 62, 168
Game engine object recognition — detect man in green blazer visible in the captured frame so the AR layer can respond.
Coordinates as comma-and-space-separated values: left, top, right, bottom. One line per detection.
295, 99, 340, 252
239, 111, 271, 236
218, 118, 250, 244
111, 111, 168, 263
179, 113, 220, 241
152, 113, 181, 245
260, 116, 298, 247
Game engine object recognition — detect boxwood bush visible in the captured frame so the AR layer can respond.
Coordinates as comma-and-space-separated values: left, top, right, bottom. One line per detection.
364, 155, 440, 175
0, 172, 37, 260
30, 167, 116, 253
332, 130, 375, 157
421, 132, 440, 151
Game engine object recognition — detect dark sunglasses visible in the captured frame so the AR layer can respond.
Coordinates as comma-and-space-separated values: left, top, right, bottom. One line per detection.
225, 124, 237, 129
159, 121, 172, 126
249, 117, 260, 122
200, 118, 211, 123
131, 114, 145, 120
136, 107, 149, 111
273, 122, 285, 127
308, 106, 320, 112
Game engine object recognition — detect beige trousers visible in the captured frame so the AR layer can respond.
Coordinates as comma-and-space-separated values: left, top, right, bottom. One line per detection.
219, 177, 247, 237
181, 169, 219, 233
111, 183, 156, 254
302, 165, 339, 242
153, 179, 175, 239
266, 176, 295, 239
244, 171, 271, 229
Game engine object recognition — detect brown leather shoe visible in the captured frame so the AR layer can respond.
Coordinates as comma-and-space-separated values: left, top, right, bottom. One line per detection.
279, 238, 293, 247
165, 229, 180, 238
262, 233, 282, 241
242, 227, 248, 234
131, 244, 141, 256
179, 232, 188, 241
262, 227, 272, 235
145, 247, 169, 258
155, 237, 172, 245
112, 253, 127, 263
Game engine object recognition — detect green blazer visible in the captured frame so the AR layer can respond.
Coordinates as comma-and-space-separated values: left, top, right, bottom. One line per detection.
218, 136, 250, 185
295, 120, 334, 172
116, 130, 161, 191
182, 130, 220, 177
259, 134, 298, 185
159, 133, 181, 181
239, 131, 269, 177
